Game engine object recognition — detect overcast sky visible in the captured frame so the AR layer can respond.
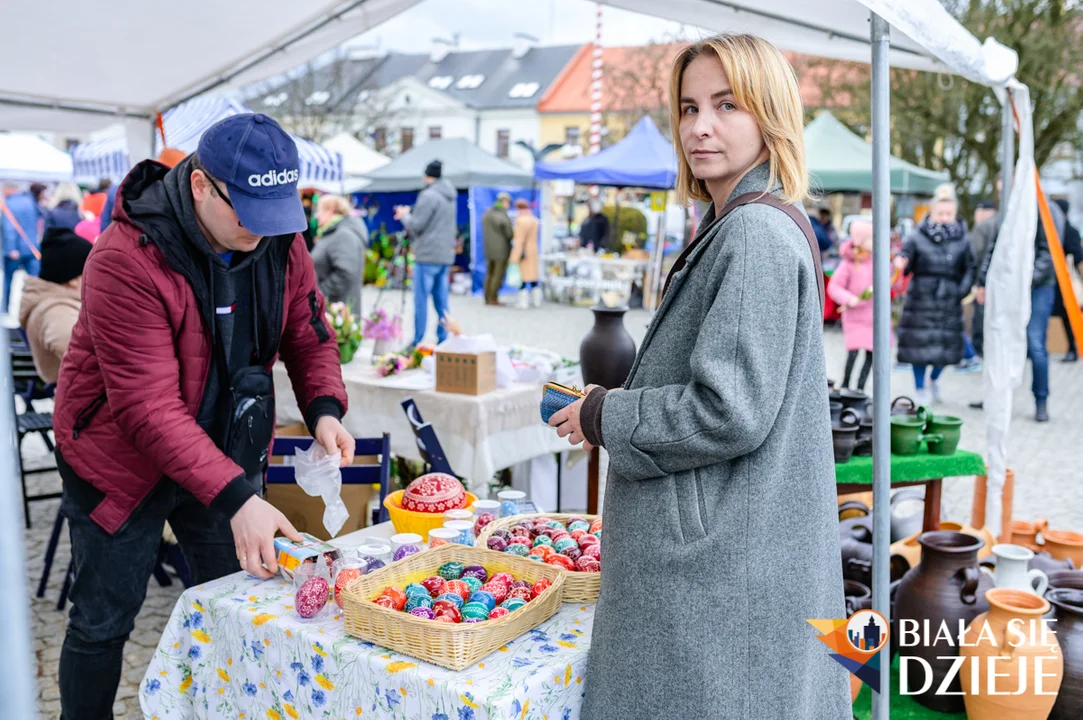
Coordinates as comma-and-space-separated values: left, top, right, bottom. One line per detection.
350, 0, 708, 52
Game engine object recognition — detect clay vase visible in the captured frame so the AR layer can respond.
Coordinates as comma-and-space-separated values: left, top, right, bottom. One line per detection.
1030, 551, 1075, 575
838, 500, 870, 521
893, 531, 994, 712
926, 414, 963, 456
1042, 528, 1083, 569
1048, 570, 1083, 592
890, 395, 918, 416
840, 517, 874, 583
1048, 588, 1083, 720
838, 389, 871, 421
960, 588, 1062, 720
853, 417, 874, 457
832, 409, 860, 464
579, 305, 637, 390
844, 580, 871, 615
1010, 518, 1048, 553
890, 415, 942, 456
979, 544, 1049, 595
829, 400, 843, 424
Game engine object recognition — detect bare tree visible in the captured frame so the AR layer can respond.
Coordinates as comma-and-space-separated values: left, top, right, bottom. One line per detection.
604, 38, 687, 142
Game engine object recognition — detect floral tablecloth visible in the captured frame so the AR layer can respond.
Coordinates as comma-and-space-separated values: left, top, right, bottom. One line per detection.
141, 571, 593, 720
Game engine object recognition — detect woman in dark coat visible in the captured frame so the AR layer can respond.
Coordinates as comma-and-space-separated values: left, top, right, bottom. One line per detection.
895, 184, 975, 404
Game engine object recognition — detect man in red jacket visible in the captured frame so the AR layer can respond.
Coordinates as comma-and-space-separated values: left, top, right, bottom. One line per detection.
53, 113, 353, 719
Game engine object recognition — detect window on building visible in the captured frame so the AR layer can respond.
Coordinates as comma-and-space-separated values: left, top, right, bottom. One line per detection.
428, 76, 453, 90
496, 129, 510, 158
401, 127, 414, 152
456, 74, 485, 90
429, 126, 442, 140
373, 127, 387, 152
508, 82, 540, 99
565, 126, 581, 146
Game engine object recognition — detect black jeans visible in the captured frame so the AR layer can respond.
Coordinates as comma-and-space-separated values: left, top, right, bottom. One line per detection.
57, 453, 257, 720
843, 349, 874, 392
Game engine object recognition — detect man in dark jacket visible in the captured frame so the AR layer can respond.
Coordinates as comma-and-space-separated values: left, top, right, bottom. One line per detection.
482, 192, 514, 305
975, 198, 1062, 421
968, 200, 999, 357
394, 160, 457, 345
808, 207, 838, 254
53, 113, 353, 718
578, 201, 610, 250
1051, 199, 1082, 362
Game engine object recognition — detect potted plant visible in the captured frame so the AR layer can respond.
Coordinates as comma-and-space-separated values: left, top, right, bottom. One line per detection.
325, 302, 363, 364
363, 306, 405, 356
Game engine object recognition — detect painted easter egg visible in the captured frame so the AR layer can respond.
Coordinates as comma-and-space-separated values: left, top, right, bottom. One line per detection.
372, 595, 395, 609
408, 606, 435, 620
406, 595, 435, 612
582, 544, 601, 561
434, 604, 461, 623
500, 597, 527, 612
444, 580, 472, 601
529, 545, 554, 560
490, 572, 515, 586
487, 536, 509, 552
295, 577, 329, 618
567, 520, 590, 533
589, 518, 603, 533
489, 606, 511, 620
577, 534, 599, 549
363, 558, 386, 573
438, 561, 465, 581
468, 591, 497, 612
505, 543, 529, 557
559, 546, 582, 562
433, 614, 457, 624
401, 473, 466, 513
531, 578, 552, 599
473, 513, 497, 536
507, 586, 533, 603
461, 565, 489, 583
404, 583, 431, 599
493, 528, 513, 542
553, 537, 577, 553
393, 544, 420, 562
333, 568, 364, 609
461, 602, 491, 621
434, 593, 464, 610
576, 556, 601, 572
533, 535, 553, 548
382, 587, 408, 611
421, 576, 447, 597
462, 577, 483, 595
545, 554, 575, 571
480, 582, 508, 604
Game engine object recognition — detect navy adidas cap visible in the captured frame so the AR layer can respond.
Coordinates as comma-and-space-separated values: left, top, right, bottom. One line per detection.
196, 113, 307, 237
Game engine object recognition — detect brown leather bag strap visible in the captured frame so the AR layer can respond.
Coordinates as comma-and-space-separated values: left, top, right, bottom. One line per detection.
664, 192, 824, 309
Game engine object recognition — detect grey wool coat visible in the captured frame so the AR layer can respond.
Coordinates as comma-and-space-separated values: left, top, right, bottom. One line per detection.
311, 214, 367, 313
581, 164, 851, 720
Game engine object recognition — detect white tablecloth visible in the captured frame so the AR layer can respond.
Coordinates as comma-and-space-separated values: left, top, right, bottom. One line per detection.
274, 349, 569, 497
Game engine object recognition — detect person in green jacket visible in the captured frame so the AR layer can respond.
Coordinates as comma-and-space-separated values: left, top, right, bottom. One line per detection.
482, 192, 514, 305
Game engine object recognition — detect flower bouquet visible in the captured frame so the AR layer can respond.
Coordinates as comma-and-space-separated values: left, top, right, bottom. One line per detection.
325, 302, 363, 364
373, 345, 435, 378
363, 307, 405, 356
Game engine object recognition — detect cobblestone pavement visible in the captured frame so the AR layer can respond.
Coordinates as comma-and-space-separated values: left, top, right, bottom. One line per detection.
19, 292, 1081, 717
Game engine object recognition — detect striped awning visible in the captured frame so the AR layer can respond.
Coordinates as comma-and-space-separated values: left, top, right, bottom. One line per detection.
71, 96, 342, 187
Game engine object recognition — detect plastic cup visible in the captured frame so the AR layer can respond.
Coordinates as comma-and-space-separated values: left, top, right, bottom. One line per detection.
497, 489, 527, 518
471, 499, 501, 517
428, 527, 459, 548
443, 509, 474, 523
444, 520, 475, 546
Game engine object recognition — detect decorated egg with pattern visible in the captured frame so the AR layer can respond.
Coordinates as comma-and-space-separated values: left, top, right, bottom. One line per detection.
461, 602, 491, 621
463, 617, 486, 624
507, 586, 533, 603
553, 537, 577, 553
490, 572, 515, 586
443, 580, 471, 601
364, 558, 386, 573
532, 535, 553, 548
488, 606, 511, 620
434, 604, 462, 623
505, 543, 529, 557
565, 516, 587, 527
333, 568, 364, 609
576, 556, 601, 572
421, 576, 447, 597
401, 473, 466, 513
529, 546, 554, 560
405, 594, 434, 612
393, 544, 420, 562
559, 546, 582, 562
438, 561, 465, 580
435, 593, 464, 609
473, 513, 496, 536
582, 544, 601, 561
408, 606, 435, 620
404, 583, 431, 599
510, 580, 532, 592
486, 536, 509, 552
578, 534, 599, 549
569, 529, 586, 541
531, 578, 552, 599
500, 597, 527, 612
295, 577, 330, 618
589, 518, 603, 533
462, 577, 482, 595
433, 614, 458, 624
382, 586, 408, 611
507, 536, 531, 548
480, 582, 508, 604
468, 590, 497, 612
545, 554, 576, 571
373, 595, 395, 609
493, 528, 513, 541
461, 565, 489, 583
568, 520, 591, 533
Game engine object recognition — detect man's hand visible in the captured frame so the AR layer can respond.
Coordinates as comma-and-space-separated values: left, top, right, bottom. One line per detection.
230, 496, 303, 579
547, 384, 600, 451
7, 250, 19, 260
315, 416, 355, 468
393, 205, 410, 221
975, 287, 986, 305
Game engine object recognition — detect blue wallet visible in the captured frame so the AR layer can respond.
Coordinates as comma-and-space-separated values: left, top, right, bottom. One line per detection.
540, 382, 585, 424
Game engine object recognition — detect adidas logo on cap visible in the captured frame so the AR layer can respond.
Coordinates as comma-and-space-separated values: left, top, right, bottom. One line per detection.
248, 169, 300, 187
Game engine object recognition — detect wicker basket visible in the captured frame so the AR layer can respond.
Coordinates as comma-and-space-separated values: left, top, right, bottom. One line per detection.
476, 513, 601, 603
340, 544, 565, 671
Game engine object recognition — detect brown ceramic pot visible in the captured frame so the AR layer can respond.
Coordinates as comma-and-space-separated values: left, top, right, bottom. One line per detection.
1042, 528, 1083, 569
1010, 518, 1048, 553
1030, 551, 1076, 576
893, 531, 993, 712
838, 500, 870, 521
960, 588, 1062, 720
939, 521, 997, 561
579, 306, 637, 390
1048, 589, 1083, 720
1048, 570, 1083, 592
844, 580, 871, 616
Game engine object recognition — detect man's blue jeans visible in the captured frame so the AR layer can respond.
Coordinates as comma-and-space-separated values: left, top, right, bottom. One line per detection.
1027, 284, 1055, 402
413, 263, 450, 347
3, 254, 41, 314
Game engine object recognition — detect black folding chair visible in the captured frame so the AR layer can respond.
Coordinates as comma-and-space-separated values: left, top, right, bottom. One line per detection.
9, 328, 58, 529
267, 434, 393, 526
400, 398, 455, 476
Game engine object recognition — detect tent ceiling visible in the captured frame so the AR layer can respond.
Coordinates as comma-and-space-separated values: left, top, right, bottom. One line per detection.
602, 0, 1017, 83
0, 0, 420, 132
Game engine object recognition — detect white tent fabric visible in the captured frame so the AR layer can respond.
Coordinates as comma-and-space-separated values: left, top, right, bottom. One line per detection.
322, 133, 390, 176
0, 0, 421, 133
72, 97, 344, 187
0, 133, 73, 182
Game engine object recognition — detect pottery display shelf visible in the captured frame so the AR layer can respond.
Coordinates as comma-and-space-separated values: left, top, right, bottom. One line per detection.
835, 448, 986, 534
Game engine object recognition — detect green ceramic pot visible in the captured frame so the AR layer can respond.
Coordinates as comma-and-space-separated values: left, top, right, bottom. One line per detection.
890, 416, 942, 456
926, 415, 963, 455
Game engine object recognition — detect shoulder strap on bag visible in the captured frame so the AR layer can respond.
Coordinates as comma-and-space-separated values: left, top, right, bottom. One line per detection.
663, 193, 825, 310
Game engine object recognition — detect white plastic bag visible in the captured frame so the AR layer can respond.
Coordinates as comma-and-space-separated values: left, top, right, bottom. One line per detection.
293, 444, 349, 538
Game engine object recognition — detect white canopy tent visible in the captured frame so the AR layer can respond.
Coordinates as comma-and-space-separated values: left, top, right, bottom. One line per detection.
0, 133, 74, 183
319, 132, 392, 192
604, 1, 1032, 714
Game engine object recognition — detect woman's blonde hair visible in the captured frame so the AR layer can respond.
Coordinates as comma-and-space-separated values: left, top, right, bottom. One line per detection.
317, 194, 352, 217
932, 183, 958, 206
48, 182, 83, 209
669, 33, 808, 206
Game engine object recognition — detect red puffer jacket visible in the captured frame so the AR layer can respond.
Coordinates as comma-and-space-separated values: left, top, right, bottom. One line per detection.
54, 161, 347, 535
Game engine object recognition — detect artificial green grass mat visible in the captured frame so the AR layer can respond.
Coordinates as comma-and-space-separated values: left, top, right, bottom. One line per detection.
835, 449, 986, 485
852, 655, 968, 720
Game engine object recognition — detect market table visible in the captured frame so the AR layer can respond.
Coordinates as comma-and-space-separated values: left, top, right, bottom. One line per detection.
141, 523, 593, 720
835, 448, 986, 532
273, 349, 570, 498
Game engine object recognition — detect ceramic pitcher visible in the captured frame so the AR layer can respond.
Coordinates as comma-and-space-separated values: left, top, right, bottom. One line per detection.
980, 544, 1049, 596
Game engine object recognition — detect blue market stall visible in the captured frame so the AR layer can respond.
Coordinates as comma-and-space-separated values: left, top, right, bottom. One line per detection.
356, 138, 536, 294
533, 115, 677, 189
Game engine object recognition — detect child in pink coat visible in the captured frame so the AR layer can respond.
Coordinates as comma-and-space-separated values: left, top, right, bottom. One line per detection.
828, 220, 875, 391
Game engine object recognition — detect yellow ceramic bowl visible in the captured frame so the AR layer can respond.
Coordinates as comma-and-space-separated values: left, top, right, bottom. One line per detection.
383, 489, 479, 542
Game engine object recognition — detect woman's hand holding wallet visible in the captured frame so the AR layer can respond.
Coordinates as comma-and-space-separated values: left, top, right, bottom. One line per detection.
544, 383, 601, 451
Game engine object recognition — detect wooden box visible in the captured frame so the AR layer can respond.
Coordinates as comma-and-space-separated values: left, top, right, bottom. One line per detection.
435, 351, 497, 395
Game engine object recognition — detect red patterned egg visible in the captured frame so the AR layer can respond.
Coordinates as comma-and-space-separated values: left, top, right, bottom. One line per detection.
421, 576, 447, 597
529, 546, 554, 560
489, 606, 511, 620
510, 580, 532, 592
531, 578, 552, 599
444, 580, 472, 601
576, 556, 601, 573
295, 577, 330, 618
533, 517, 553, 526
589, 518, 603, 534
507, 537, 531, 548
578, 534, 600, 549
569, 529, 586, 541
559, 546, 582, 562
373, 595, 395, 609
433, 614, 457, 623
582, 544, 601, 561
382, 586, 408, 611
434, 604, 461, 623
480, 582, 509, 604
333, 568, 364, 609
566, 516, 587, 527
473, 513, 496, 536
429, 538, 449, 548
490, 572, 515, 586
510, 526, 531, 540
508, 586, 533, 603
545, 554, 576, 571
550, 530, 571, 542
493, 528, 513, 541
401, 473, 466, 513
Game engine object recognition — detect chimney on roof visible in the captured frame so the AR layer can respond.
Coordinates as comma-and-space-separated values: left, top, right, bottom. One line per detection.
431, 35, 458, 63
512, 32, 539, 59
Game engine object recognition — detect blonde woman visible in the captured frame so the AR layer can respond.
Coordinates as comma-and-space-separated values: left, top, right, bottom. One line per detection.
311, 194, 368, 312
45, 182, 85, 230
548, 34, 850, 719
893, 183, 974, 405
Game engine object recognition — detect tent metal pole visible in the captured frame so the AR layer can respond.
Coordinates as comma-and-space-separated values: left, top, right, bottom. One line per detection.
0, 330, 38, 717
869, 13, 892, 720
